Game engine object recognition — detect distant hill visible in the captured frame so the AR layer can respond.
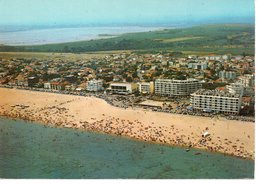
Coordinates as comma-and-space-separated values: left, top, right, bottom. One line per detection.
0, 24, 255, 55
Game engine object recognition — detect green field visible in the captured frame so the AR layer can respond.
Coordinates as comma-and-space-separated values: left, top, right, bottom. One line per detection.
0, 24, 255, 55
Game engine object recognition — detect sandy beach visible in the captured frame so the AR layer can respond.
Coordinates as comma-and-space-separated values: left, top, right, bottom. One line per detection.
0, 88, 255, 159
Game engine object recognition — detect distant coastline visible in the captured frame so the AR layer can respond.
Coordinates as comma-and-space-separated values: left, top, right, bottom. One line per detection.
0, 24, 254, 55
0, 26, 169, 46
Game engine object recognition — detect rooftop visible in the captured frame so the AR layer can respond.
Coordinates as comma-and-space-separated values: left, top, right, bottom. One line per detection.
138, 100, 170, 108
155, 78, 200, 82
192, 89, 240, 98
110, 82, 133, 86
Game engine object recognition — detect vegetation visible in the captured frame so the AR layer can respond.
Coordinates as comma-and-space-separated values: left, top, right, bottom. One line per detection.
0, 24, 255, 55
202, 82, 228, 90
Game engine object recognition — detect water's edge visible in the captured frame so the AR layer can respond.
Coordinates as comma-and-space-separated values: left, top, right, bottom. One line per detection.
0, 117, 255, 179
0, 114, 254, 161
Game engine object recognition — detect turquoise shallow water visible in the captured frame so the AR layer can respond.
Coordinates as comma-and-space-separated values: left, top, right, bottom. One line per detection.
0, 117, 254, 179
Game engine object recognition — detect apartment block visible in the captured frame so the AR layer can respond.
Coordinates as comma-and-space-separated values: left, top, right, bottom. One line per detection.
188, 62, 208, 70
226, 83, 244, 96
238, 74, 254, 87
191, 89, 242, 114
86, 79, 103, 92
219, 70, 237, 80
155, 78, 201, 96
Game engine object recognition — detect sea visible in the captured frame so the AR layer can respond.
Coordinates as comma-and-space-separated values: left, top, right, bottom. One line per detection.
0, 26, 166, 46
0, 117, 254, 179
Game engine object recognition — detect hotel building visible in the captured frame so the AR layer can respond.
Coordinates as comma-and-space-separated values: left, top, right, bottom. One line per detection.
190, 89, 242, 114
155, 78, 201, 96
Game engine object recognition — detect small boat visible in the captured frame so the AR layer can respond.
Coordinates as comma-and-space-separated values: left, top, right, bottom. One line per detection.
194, 152, 201, 155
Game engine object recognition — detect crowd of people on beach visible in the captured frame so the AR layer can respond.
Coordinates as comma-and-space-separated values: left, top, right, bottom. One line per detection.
0, 99, 254, 160
0, 86, 254, 160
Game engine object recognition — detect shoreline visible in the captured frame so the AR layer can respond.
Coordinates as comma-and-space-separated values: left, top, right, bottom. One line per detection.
0, 115, 254, 162
0, 115, 254, 161
0, 26, 167, 46
0, 88, 255, 160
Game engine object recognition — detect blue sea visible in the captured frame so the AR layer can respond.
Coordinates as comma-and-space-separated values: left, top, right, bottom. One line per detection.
0, 117, 254, 179
0, 26, 165, 46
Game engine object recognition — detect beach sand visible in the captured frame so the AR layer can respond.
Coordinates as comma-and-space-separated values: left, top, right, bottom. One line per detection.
0, 88, 255, 159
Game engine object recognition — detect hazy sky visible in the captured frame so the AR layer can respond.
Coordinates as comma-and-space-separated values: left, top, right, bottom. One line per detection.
0, 0, 255, 26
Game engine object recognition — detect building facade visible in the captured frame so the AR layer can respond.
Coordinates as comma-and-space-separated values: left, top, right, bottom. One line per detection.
191, 89, 242, 114
138, 82, 154, 94
50, 82, 65, 91
155, 78, 201, 96
44, 82, 51, 89
238, 74, 254, 87
219, 70, 237, 80
108, 83, 138, 94
188, 62, 208, 70
86, 79, 103, 92
226, 83, 244, 96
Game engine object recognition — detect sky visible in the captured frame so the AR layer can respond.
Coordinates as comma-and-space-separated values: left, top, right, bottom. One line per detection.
0, 0, 255, 26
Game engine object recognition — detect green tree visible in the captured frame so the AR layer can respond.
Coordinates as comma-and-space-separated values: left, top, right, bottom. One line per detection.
126, 76, 133, 82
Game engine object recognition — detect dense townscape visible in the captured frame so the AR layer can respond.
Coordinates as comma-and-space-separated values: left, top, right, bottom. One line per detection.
0, 52, 255, 121
0, 0, 256, 179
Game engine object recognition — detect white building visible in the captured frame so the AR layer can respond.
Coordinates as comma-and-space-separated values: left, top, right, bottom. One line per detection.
138, 82, 154, 94
86, 79, 103, 92
226, 83, 244, 96
108, 82, 138, 94
44, 82, 51, 89
219, 70, 237, 80
191, 89, 242, 114
222, 55, 231, 60
205, 55, 222, 60
238, 74, 254, 87
155, 78, 202, 96
188, 62, 208, 70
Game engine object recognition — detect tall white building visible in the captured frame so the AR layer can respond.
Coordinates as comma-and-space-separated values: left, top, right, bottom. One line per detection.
155, 78, 202, 96
86, 79, 103, 92
191, 89, 242, 114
